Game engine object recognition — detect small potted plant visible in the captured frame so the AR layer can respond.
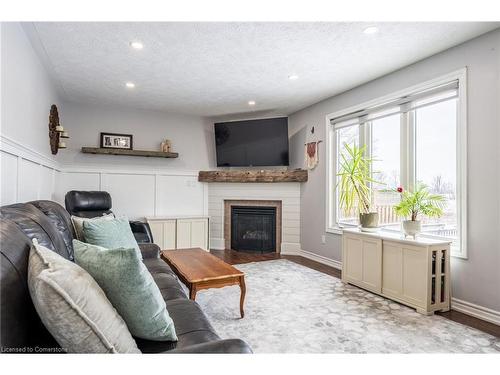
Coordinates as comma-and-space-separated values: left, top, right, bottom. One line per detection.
337, 143, 382, 231
393, 184, 446, 238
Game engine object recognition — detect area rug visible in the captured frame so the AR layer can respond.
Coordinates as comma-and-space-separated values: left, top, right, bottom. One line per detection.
194, 259, 500, 353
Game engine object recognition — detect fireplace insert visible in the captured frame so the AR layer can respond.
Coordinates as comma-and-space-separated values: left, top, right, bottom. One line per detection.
231, 206, 276, 253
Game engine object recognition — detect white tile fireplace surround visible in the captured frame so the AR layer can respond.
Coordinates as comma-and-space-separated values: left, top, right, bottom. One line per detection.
208, 183, 301, 254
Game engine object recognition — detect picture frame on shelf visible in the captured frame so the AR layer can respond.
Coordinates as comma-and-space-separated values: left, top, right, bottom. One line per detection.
100, 132, 133, 150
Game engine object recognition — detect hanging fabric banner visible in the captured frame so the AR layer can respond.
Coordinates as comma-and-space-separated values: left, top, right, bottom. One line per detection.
305, 141, 320, 170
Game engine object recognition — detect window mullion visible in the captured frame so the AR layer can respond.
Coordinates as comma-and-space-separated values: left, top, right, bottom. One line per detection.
400, 103, 416, 191
408, 109, 416, 191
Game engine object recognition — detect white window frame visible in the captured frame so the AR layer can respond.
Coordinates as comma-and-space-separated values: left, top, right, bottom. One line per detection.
325, 68, 468, 258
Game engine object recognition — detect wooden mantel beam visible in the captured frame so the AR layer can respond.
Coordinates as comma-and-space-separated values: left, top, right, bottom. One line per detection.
198, 169, 308, 183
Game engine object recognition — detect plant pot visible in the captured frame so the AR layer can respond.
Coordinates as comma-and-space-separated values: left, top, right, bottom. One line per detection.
359, 212, 379, 232
402, 220, 421, 238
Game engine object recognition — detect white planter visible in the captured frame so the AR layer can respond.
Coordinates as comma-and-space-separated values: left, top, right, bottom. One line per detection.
402, 220, 421, 238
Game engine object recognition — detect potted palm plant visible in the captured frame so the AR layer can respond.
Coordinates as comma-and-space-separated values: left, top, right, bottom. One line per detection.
393, 184, 446, 238
336, 143, 382, 231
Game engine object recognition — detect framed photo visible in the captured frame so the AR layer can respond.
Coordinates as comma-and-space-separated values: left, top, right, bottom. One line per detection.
100, 132, 133, 150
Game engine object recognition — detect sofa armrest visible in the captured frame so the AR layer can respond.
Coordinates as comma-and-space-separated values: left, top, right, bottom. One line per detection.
166, 339, 252, 354
138, 243, 160, 259
130, 221, 153, 243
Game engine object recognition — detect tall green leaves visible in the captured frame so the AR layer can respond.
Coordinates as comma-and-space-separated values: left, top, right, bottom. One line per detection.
336, 143, 380, 214
393, 183, 446, 221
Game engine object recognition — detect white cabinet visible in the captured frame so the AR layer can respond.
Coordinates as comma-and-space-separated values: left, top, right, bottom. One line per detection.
342, 228, 450, 315
342, 233, 382, 293
147, 216, 209, 251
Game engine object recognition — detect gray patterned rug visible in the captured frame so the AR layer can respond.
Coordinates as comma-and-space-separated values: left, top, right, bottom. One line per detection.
194, 259, 500, 353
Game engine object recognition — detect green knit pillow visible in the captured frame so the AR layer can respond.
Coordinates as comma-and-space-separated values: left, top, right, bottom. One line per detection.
82, 217, 142, 259
73, 240, 177, 342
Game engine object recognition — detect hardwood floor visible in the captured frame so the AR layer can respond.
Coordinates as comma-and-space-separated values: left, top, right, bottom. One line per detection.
210, 249, 499, 338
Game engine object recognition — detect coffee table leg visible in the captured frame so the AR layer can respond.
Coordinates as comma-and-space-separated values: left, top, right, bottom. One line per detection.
239, 275, 246, 318
189, 284, 197, 300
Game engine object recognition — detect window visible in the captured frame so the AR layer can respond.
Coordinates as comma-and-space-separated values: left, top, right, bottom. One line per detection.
327, 70, 467, 257
415, 99, 457, 240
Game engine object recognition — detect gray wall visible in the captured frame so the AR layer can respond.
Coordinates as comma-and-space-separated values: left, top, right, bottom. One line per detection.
58, 101, 216, 171
289, 29, 500, 312
1, 22, 60, 159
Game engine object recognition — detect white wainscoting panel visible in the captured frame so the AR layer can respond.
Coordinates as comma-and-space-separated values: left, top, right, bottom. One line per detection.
0, 135, 60, 205
54, 172, 101, 204
1, 150, 18, 205
18, 159, 41, 202
39, 166, 56, 201
102, 173, 156, 219
55, 168, 207, 221
156, 174, 206, 217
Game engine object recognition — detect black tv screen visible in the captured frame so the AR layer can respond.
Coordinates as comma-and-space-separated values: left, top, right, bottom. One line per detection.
214, 117, 289, 167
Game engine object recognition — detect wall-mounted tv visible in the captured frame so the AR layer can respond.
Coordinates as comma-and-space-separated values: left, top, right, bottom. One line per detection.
214, 117, 289, 167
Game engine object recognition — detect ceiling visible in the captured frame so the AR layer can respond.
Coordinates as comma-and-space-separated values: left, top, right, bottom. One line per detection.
25, 22, 499, 117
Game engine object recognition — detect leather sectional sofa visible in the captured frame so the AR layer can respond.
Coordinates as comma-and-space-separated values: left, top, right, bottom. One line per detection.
0, 200, 252, 353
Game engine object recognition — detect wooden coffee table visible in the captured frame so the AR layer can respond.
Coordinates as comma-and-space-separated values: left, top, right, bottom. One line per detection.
161, 248, 246, 318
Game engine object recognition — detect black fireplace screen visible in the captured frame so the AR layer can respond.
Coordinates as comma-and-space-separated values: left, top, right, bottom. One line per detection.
231, 206, 276, 253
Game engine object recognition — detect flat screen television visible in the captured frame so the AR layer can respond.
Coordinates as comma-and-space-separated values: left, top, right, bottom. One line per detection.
214, 117, 289, 167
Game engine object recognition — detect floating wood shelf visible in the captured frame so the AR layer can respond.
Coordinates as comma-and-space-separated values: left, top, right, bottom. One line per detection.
198, 169, 308, 183
81, 147, 179, 158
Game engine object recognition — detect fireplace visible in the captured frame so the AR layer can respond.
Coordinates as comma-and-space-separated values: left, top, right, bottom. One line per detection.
231, 206, 276, 253
224, 200, 282, 253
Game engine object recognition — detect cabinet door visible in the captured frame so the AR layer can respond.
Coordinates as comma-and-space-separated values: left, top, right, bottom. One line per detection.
190, 219, 208, 250
361, 238, 382, 292
401, 244, 427, 307
148, 221, 164, 249
163, 220, 177, 250
382, 242, 404, 298
176, 220, 192, 249
343, 235, 363, 284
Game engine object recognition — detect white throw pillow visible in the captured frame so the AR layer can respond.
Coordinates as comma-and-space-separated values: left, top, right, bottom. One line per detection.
28, 239, 140, 353
71, 213, 114, 241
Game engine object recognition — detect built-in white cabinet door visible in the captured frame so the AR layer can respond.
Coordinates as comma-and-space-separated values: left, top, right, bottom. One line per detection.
343, 234, 382, 292
149, 221, 165, 249
401, 243, 427, 307
343, 235, 363, 284
163, 220, 177, 250
190, 219, 208, 250
148, 217, 209, 251
383, 241, 427, 308
176, 220, 192, 249
361, 238, 382, 292
382, 242, 404, 297
176, 218, 209, 250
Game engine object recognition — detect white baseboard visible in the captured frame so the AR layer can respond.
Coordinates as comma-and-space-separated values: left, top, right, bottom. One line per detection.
280, 242, 302, 255
451, 297, 500, 326
210, 237, 225, 250
298, 249, 343, 270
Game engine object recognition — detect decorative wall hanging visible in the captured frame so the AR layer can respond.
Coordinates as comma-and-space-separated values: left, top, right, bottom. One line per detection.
304, 125, 322, 170
48, 104, 69, 155
100, 132, 133, 150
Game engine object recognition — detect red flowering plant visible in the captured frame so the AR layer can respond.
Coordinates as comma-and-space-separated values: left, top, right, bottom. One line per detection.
393, 183, 446, 221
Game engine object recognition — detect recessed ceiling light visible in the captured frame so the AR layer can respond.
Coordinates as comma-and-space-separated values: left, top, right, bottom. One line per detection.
130, 41, 143, 50
248, 100, 256, 106
125, 82, 135, 88
288, 74, 299, 81
363, 26, 379, 35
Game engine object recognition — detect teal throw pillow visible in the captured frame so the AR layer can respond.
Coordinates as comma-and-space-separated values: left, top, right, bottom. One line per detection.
73, 240, 177, 342
82, 217, 142, 259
